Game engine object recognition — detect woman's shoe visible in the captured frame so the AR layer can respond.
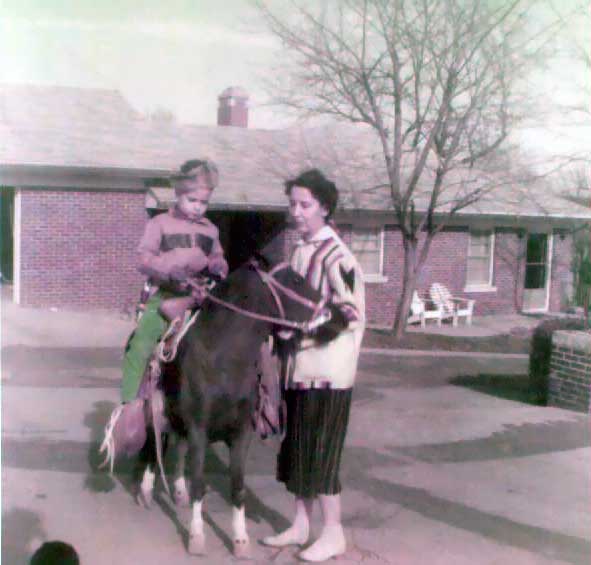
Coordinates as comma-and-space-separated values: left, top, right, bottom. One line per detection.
261, 525, 309, 547
298, 525, 345, 562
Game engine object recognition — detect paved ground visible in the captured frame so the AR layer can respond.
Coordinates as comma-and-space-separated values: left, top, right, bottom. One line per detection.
2, 293, 590, 564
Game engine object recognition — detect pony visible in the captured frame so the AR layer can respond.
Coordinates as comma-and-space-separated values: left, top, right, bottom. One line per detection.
135, 258, 324, 558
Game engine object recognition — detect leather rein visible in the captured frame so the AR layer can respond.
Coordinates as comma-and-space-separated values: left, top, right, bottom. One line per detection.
190, 260, 326, 331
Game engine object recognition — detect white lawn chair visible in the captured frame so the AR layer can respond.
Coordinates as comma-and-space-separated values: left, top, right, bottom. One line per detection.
429, 283, 475, 327
407, 290, 444, 328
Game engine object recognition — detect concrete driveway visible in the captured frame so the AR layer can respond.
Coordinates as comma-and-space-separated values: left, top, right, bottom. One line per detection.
2, 296, 590, 564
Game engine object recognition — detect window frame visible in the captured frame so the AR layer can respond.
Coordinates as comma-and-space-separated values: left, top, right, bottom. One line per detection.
464, 228, 496, 292
350, 224, 388, 283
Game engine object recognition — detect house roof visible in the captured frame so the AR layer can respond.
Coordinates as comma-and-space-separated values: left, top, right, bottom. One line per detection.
1, 83, 590, 222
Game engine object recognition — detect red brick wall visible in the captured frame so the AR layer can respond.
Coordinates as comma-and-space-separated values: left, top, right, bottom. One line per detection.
353, 226, 526, 327
481, 228, 525, 315
19, 192, 573, 322
281, 224, 546, 327
19, 189, 146, 311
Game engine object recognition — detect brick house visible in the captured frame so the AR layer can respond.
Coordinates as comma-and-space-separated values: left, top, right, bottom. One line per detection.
1, 84, 590, 326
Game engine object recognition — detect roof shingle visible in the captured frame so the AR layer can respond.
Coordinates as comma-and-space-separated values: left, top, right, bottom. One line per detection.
1, 83, 589, 220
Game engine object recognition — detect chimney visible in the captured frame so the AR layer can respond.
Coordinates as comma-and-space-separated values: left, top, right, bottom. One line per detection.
217, 86, 249, 128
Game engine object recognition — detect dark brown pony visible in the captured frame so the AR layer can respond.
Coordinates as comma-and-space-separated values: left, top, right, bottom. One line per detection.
136, 258, 322, 558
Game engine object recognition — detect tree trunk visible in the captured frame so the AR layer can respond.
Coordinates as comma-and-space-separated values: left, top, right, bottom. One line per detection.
391, 236, 419, 339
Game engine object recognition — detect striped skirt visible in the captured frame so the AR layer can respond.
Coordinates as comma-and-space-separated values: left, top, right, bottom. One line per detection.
276, 388, 352, 498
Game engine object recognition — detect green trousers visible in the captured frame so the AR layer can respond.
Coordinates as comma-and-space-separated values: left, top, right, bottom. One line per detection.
121, 293, 168, 402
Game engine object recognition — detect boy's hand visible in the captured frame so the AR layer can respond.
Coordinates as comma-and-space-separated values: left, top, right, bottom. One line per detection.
208, 257, 229, 280
168, 265, 186, 282
185, 252, 209, 275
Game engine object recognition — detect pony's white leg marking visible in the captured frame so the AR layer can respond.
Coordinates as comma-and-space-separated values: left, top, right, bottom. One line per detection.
188, 499, 206, 555
173, 476, 190, 507
232, 505, 248, 541
138, 467, 155, 508
232, 505, 251, 559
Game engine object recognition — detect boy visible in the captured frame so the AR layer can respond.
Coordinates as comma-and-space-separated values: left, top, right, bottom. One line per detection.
121, 158, 228, 402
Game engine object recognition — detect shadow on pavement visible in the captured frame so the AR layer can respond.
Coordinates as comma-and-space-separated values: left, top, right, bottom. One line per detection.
84, 400, 118, 493
393, 418, 590, 463
1, 508, 46, 565
451, 373, 540, 405
350, 473, 590, 565
83, 439, 292, 556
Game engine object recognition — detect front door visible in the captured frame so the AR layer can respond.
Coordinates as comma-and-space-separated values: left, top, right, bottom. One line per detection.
522, 232, 553, 312
0, 187, 14, 283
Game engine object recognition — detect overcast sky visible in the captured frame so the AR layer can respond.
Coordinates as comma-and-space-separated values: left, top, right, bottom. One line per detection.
0, 1, 289, 126
1, 0, 589, 168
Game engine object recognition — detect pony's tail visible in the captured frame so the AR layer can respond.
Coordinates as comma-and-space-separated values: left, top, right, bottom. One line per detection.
98, 404, 125, 474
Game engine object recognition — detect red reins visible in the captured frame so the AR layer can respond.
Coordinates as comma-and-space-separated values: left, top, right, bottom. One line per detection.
190, 261, 326, 331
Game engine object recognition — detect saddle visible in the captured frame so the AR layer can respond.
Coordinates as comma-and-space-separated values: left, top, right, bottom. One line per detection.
99, 358, 159, 473
99, 310, 198, 474
158, 276, 210, 361
159, 295, 200, 323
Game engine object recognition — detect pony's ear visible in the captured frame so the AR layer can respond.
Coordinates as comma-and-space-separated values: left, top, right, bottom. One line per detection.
257, 234, 284, 266
251, 251, 271, 269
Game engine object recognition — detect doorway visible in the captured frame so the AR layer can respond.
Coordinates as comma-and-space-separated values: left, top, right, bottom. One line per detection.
522, 232, 553, 312
0, 187, 14, 283
208, 210, 287, 272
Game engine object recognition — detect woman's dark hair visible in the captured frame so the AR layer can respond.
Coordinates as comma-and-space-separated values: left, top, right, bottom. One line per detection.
284, 169, 339, 219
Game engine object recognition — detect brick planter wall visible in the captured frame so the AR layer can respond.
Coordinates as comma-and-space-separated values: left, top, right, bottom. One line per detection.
549, 330, 591, 413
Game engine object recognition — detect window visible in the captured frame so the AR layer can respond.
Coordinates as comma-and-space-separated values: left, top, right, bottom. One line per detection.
466, 229, 494, 287
351, 226, 383, 276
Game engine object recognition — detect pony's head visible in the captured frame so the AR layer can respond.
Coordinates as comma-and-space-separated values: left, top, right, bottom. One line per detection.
249, 257, 323, 328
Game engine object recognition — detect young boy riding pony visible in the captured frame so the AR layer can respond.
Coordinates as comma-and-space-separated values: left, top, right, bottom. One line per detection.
121, 158, 228, 403
100, 158, 228, 471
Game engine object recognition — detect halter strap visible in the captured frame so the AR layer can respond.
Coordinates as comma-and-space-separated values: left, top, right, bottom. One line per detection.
259, 261, 325, 316
188, 260, 324, 330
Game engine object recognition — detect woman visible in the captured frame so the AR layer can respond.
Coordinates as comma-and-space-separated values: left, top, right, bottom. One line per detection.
262, 169, 365, 562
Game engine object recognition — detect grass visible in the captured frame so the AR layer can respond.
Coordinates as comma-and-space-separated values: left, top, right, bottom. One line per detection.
450, 373, 543, 406
363, 326, 539, 405
363, 329, 531, 354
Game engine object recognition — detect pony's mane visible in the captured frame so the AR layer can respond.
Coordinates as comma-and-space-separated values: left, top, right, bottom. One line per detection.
206, 259, 267, 304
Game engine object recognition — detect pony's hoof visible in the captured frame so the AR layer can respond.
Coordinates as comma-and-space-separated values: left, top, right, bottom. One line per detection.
136, 489, 153, 509
188, 533, 206, 555
233, 538, 251, 560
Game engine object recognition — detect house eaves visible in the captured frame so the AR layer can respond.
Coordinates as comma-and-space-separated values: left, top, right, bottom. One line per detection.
0, 163, 167, 191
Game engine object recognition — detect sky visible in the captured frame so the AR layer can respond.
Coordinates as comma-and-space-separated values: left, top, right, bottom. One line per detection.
0, 0, 290, 127
1, 0, 590, 171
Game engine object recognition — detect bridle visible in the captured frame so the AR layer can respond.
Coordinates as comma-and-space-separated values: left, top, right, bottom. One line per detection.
191, 260, 327, 331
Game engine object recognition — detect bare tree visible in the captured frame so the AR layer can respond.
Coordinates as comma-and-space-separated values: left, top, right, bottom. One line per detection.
257, 0, 560, 337
554, 2, 591, 325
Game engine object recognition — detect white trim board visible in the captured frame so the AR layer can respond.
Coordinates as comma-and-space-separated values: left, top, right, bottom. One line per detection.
13, 190, 21, 305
